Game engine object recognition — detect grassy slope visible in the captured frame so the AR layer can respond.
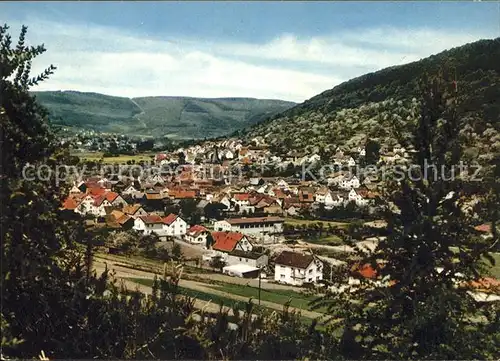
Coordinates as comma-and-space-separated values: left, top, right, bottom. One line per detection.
34, 91, 295, 138
128, 277, 325, 327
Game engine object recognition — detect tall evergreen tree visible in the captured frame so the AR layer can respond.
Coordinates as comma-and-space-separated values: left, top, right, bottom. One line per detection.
311, 73, 500, 359
1, 24, 338, 360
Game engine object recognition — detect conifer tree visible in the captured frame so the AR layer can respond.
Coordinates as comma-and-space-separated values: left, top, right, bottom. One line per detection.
311, 73, 500, 359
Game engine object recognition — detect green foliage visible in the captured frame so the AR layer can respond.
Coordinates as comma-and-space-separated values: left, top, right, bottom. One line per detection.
209, 256, 227, 272
3, 24, 337, 360
245, 38, 500, 160
171, 242, 183, 261
365, 139, 381, 165
33, 91, 295, 138
310, 74, 500, 359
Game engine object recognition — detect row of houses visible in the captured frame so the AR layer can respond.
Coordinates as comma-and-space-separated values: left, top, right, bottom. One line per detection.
198, 228, 323, 286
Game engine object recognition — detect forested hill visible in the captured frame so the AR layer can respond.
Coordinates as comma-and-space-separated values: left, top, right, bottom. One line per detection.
243, 38, 500, 158
33, 91, 295, 139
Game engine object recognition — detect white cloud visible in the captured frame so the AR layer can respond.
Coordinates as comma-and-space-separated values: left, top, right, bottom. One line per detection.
6, 19, 497, 102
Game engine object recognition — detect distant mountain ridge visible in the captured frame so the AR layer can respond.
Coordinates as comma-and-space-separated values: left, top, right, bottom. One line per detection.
33, 91, 295, 139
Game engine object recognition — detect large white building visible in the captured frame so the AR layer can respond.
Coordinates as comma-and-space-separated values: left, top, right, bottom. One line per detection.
133, 214, 187, 238
214, 216, 284, 235
274, 251, 323, 286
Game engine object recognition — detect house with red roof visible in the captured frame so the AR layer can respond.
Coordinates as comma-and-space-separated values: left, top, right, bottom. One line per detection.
133, 215, 166, 236
185, 225, 210, 245
123, 204, 148, 218
171, 190, 197, 200
232, 193, 251, 206
163, 213, 188, 237
207, 230, 268, 268
107, 210, 134, 230
61, 194, 84, 211
74, 193, 112, 217
104, 191, 128, 208
211, 231, 253, 253
474, 224, 492, 234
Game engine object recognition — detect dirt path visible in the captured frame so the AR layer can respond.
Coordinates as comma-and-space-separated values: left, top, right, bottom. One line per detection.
190, 272, 305, 292
93, 258, 324, 320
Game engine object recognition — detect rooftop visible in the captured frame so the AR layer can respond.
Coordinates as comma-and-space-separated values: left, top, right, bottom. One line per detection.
211, 231, 246, 252
274, 250, 315, 269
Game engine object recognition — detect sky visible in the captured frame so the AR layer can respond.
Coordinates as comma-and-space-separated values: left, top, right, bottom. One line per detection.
1, 1, 499, 102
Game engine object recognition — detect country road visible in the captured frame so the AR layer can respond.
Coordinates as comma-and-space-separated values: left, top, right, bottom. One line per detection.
93, 258, 325, 320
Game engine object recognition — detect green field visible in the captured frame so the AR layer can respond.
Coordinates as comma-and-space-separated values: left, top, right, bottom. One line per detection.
128, 277, 325, 327
207, 282, 327, 313
129, 277, 257, 310
485, 252, 500, 279
305, 235, 344, 246
74, 152, 155, 164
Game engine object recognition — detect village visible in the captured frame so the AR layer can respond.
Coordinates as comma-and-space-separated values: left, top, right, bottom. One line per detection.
60, 135, 500, 308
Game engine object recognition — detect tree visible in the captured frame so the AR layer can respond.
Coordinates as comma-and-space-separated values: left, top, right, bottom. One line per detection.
109, 231, 135, 254
205, 232, 215, 249
0, 23, 340, 361
136, 139, 154, 152
138, 233, 160, 257
156, 246, 171, 261
1, 24, 112, 358
209, 256, 227, 272
171, 242, 183, 261
311, 74, 500, 359
365, 139, 381, 166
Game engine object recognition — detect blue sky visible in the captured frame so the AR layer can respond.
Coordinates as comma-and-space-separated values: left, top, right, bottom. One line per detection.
1, 1, 499, 102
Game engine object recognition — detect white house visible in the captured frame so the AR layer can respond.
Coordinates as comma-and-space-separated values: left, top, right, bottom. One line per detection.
308, 154, 321, 163
69, 184, 82, 194
276, 179, 289, 190
123, 185, 139, 196
105, 192, 128, 208
75, 194, 112, 217
232, 193, 251, 209
324, 192, 336, 207
348, 189, 368, 207
214, 216, 284, 235
274, 251, 323, 286
133, 214, 187, 237
163, 213, 188, 237
74, 194, 95, 216
133, 215, 165, 236
214, 194, 231, 210
185, 225, 210, 246
226, 249, 268, 268
314, 188, 329, 204
339, 175, 360, 190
